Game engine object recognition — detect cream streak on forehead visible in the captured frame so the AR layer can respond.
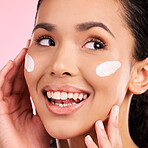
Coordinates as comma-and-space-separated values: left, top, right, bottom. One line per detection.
96, 61, 121, 77
25, 53, 35, 72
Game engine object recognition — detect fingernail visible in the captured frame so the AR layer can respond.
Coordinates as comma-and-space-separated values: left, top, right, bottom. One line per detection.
7, 60, 12, 65
113, 106, 119, 124
26, 39, 31, 48
86, 135, 93, 141
97, 120, 104, 130
7, 60, 11, 64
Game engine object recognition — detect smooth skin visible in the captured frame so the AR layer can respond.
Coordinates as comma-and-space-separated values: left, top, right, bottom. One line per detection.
0, 45, 121, 148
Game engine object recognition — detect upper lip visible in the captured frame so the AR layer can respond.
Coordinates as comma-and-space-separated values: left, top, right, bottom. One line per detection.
42, 84, 90, 94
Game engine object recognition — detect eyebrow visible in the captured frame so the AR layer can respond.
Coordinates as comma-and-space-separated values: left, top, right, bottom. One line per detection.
76, 22, 115, 38
33, 23, 56, 33
33, 21, 115, 38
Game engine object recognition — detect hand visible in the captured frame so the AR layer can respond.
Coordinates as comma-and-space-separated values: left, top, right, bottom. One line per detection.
85, 106, 122, 148
0, 40, 51, 148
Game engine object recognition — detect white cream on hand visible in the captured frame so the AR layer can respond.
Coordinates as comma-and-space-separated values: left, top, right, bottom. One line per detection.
25, 53, 35, 72
96, 61, 121, 77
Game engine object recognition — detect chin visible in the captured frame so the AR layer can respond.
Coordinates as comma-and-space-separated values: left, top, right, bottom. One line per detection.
50, 132, 76, 139
46, 129, 80, 139
44, 123, 90, 139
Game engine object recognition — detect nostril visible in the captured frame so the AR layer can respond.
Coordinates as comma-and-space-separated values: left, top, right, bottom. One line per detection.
51, 72, 55, 75
63, 72, 71, 76
50, 71, 71, 77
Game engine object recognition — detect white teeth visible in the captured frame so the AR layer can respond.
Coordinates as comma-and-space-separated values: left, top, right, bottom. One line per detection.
46, 91, 88, 101
63, 104, 68, 107
54, 103, 76, 107
73, 93, 78, 100
84, 94, 87, 99
53, 92, 60, 100
79, 93, 83, 100
61, 92, 68, 100
47, 92, 52, 98
68, 93, 73, 99
51, 92, 54, 98
51, 100, 55, 104
59, 104, 64, 107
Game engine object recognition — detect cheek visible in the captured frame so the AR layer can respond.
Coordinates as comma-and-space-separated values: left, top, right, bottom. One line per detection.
84, 61, 126, 121
82, 60, 122, 87
96, 61, 121, 77
24, 52, 47, 83
24, 53, 42, 97
25, 53, 35, 72
82, 60, 124, 104
24, 53, 36, 92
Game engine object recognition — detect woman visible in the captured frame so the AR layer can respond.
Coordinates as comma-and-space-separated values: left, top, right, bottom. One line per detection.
0, 0, 147, 147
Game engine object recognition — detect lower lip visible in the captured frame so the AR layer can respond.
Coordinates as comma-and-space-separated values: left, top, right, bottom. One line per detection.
44, 97, 87, 115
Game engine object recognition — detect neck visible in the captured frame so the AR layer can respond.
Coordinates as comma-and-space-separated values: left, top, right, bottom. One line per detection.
118, 91, 138, 148
57, 128, 97, 148
57, 92, 138, 148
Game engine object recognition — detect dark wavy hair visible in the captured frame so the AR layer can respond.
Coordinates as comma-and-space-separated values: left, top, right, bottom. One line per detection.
36, 0, 148, 147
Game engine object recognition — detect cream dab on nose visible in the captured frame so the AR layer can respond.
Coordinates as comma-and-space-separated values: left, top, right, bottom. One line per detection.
96, 61, 121, 77
25, 53, 35, 72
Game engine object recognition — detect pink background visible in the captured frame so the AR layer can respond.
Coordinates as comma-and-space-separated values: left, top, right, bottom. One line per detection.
0, 0, 38, 69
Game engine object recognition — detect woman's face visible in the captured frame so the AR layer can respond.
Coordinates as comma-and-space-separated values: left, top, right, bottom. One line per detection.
24, 0, 134, 138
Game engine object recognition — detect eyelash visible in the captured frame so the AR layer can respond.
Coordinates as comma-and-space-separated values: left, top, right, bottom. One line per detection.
35, 35, 106, 50
83, 38, 106, 50
35, 35, 54, 45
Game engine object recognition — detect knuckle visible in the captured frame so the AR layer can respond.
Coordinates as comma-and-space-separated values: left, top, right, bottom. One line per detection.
101, 133, 109, 141
112, 120, 119, 129
113, 143, 123, 148
6, 79, 13, 85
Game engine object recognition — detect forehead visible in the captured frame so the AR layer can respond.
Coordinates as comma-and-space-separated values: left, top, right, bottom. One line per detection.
37, 0, 123, 27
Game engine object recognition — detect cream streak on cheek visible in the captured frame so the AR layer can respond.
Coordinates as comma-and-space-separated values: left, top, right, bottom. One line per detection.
25, 53, 35, 72
96, 61, 121, 77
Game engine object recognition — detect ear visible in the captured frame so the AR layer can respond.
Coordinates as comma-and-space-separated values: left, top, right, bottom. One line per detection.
129, 58, 148, 95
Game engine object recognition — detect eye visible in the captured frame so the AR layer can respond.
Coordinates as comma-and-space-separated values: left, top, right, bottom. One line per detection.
36, 35, 55, 47
83, 39, 105, 50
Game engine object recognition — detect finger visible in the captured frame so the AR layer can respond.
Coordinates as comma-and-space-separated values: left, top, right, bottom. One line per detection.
12, 61, 26, 94
95, 120, 111, 148
85, 135, 98, 148
12, 61, 29, 96
4, 60, 28, 97
3, 48, 27, 97
0, 61, 14, 99
26, 39, 31, 48
107, 106, 122, 147
8, 39, 30, 87
13, 47, 27, 66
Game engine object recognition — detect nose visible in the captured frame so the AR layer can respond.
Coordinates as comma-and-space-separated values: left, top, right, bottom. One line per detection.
48, 44, 79, 78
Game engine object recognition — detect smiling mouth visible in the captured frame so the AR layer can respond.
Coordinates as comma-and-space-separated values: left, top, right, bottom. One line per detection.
43, 91, 89, 107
